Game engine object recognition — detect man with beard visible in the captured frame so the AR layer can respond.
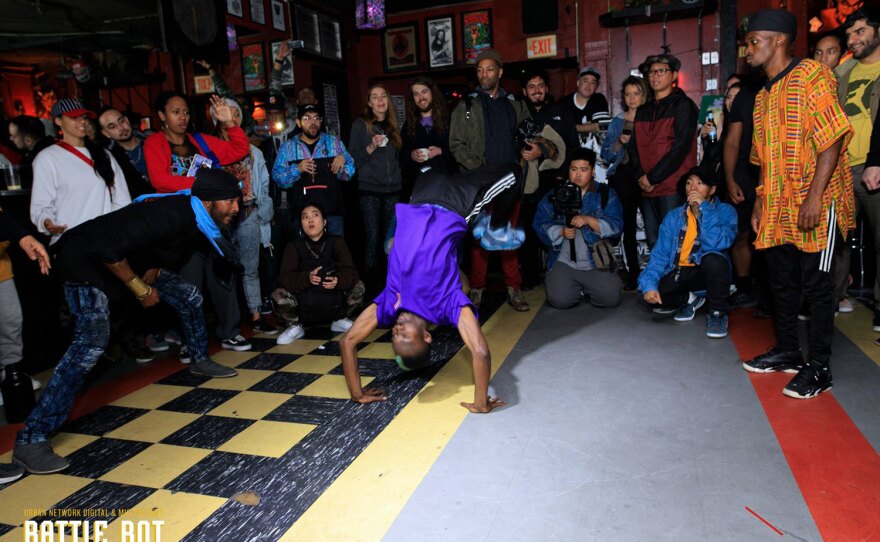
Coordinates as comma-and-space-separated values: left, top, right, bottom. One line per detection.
742, 9, 854, 400
12, 168, 241, 475
402, 76, 456, 190
831, 5, 880, 324
272, 104, 354, 236
450, 49, 532, 312
97, 107, 152, 198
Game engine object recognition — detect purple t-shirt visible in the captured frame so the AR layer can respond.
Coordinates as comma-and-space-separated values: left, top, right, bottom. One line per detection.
374, 203, 474, 327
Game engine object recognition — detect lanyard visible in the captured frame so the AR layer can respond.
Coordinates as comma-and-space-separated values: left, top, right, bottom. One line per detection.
56, 141, 94, 167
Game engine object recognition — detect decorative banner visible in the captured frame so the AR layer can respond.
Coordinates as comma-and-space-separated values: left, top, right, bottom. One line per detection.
270, 41, 295, 86
194, 75, 216, 94
391, 95, 405, 128
527, 34, 557, 59
462, 9, 491, 65
322, 83, 340, 137
241, 42, 266, 92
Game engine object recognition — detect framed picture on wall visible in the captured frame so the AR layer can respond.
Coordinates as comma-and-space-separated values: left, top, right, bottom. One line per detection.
426, 16, 454, 68
462, 9, 492, 65
382, 23, 419, 72
250, 0, 266, 25
227, 0, 243, 18
270, 41, 295, 87
271, 0, 286, 31
241, 42, 266, 92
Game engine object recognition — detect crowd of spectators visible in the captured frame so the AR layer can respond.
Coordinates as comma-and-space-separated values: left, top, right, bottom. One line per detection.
0, 4, 878, 478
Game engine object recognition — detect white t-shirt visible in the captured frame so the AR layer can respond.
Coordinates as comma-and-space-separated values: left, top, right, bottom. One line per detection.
30, 143, 131, 244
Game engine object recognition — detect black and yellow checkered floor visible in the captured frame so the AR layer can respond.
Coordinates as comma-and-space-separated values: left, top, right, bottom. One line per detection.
0, 291, 540, 541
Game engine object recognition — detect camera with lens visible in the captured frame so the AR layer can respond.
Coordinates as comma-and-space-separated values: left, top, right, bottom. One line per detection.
549, 182, 582, 226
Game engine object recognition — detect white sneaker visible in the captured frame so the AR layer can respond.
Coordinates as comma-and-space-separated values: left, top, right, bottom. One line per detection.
838, 298, 854, 313
330, 318, 353, 333
276, 324, 305, 345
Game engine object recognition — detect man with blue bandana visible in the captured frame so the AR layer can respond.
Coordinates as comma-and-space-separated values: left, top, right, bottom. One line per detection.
13, 168, 242, 476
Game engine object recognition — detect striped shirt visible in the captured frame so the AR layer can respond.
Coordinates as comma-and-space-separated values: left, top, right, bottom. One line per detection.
751, 58, 855, 252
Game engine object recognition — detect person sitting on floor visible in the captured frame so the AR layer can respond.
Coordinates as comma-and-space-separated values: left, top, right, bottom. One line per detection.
12, 168, 242, 476
533, 148, 624, 309
638, 167, 737, 338
273, 203, 365, 344
340, 165, 520, 414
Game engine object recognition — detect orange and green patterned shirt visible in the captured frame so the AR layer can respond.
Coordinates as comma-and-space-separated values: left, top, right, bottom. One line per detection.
751, 58, 854, 252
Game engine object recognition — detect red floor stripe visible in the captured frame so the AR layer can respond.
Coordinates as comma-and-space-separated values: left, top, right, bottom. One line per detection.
728, 309, 880, 541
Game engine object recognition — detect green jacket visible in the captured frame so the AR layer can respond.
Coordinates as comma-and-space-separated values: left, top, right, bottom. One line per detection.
835, 57, 880, 124
449, 89, 531, 171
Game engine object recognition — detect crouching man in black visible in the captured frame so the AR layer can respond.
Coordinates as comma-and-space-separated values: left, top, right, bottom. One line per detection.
13, 168, 242, 475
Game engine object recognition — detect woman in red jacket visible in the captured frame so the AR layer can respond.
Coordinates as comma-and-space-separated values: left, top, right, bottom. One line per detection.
145, 92, 249, 193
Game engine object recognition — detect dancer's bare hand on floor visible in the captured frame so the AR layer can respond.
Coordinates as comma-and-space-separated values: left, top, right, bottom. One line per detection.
460, 397, 506, 413
353, 388, 387, 404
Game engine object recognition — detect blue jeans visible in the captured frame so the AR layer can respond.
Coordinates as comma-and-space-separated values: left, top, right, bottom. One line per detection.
641, 194, 682, 248
359, 191, 398, 272
17, 272, 210, 445
236, 211, 263, 314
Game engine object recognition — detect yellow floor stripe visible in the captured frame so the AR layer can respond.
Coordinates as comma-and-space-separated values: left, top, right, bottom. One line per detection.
279, 289, 543, 542
834, 303, 880, 368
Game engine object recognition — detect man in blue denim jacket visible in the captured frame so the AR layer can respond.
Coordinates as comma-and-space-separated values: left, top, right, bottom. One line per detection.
638, 167, 737, 338
534, 148, 624, 309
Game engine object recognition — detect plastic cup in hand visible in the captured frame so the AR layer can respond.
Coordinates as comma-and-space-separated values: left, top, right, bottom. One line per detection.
417, 148, 430, 161
378, 135, 389, 147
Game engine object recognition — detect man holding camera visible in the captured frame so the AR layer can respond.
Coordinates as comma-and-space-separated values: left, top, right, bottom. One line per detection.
533, 148, 623, 309
272, 104, 355, 236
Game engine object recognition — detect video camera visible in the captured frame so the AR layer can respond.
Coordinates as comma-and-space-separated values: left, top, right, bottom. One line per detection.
548, 182, 582, 262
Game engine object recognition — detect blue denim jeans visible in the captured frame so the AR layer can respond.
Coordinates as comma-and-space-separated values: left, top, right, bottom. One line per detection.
17, 272, 209, 445
641, 194, 682, 249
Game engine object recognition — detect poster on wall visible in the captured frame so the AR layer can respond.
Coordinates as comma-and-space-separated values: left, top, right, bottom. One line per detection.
271, 0, 286, 31
462, 9, 491, 65
241, 43, 266, 92
250, 0, 266, 25
391, 95, 405, 128
227, 0, 243, 17
808, 0, 862, 35
382, 24, 419, 72
270, 41, 295, 86
426, 16, 454, 68
322, 83, 340, 137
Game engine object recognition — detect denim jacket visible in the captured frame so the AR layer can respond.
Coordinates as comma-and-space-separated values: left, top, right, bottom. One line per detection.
638, 199, 737, 293
533, 184, 624, 269
600, 114, 628, 176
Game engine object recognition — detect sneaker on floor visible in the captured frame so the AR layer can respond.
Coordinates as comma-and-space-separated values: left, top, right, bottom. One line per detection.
221, 335, 252, 352
178, 345, 192, 365
706, 311, 729, 339
652, 306, 677, 315
873, 309, 880, 332
276, 324, 305, 345
190, 359, 238, 378
468, 287, 484, 309
123, 338, 156, 364
252, 316, 279, 335
330, 318, 354, 333
471, 213, 490, 240
507, 287, 530, 312
480, 224, 525, 251
753, 305, 772, 319
729, 290, 757, 309
147, 332, 170, 353
260, 296, 274, 315
743, 346, 803, 373
783, 363, 832, 399
838, 298, 854, 313
0, 463, 24, 484
674, 293, 705, 322
13, 442, 69, 474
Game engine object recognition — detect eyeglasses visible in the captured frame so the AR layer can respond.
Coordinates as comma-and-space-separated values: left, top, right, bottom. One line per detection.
647, 68, 672, 76
301, 116, 322, 122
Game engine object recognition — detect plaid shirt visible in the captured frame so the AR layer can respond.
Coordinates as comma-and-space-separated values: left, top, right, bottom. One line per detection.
751, 58, 854, 252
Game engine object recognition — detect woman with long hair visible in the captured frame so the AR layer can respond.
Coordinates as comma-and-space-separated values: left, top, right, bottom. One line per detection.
211, 98, 276, 335
348, 84, 402, 287
600, 75, 652, 291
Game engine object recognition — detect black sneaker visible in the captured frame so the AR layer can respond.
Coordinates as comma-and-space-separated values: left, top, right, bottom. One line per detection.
123, 337, 156, 364
0, 463, 24, 484
252, 316, 279, 335
729, 290, 757, 309
221, 334, 252, 351
743, 347, 803, 373
873, 310, 880, 332
260, 297, 274, 315
783, 363, 832, 399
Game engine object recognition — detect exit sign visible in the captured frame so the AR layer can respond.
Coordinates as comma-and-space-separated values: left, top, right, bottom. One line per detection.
527, 35, 557, 59
194, 75, 215, 95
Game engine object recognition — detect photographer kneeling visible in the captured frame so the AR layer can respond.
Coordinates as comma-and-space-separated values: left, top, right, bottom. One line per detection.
533, 148, 624, 309
273, 203, 365, 344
